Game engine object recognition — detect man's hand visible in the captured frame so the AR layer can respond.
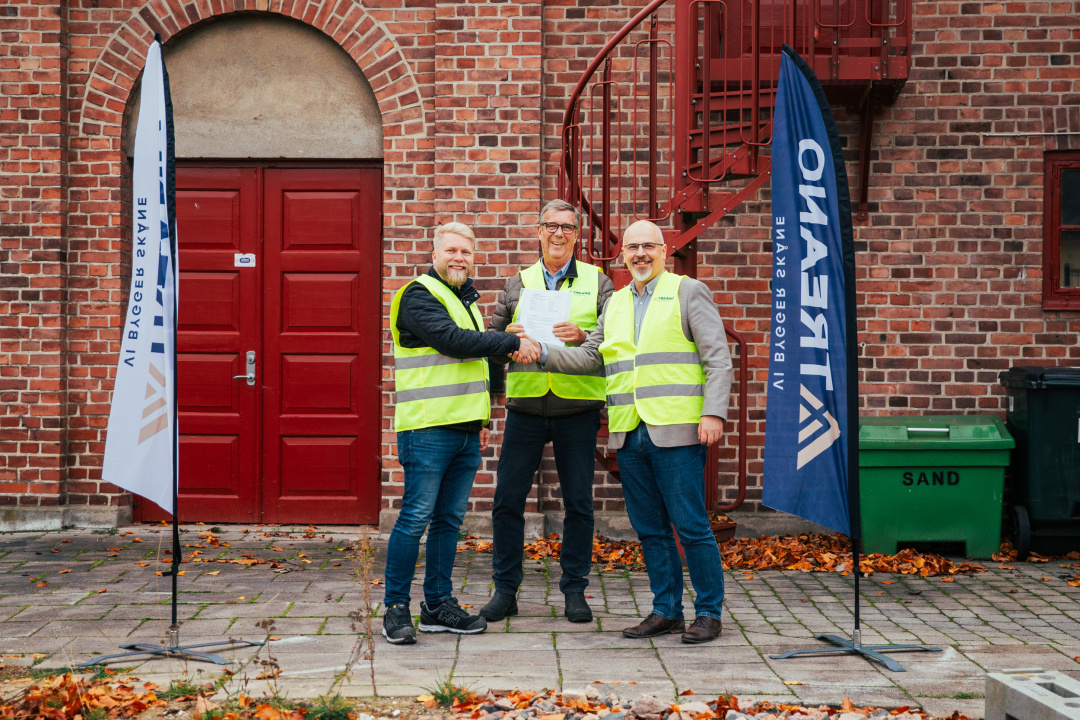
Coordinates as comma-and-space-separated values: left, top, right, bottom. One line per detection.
479, 427, 491, 452
552, 321, 587, 345
511, 334, 541, 364
698, 415, 724, 447
506, 323, 524, 335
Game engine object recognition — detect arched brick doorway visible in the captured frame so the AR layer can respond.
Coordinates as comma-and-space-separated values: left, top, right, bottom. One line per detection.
131, 15, 385, 523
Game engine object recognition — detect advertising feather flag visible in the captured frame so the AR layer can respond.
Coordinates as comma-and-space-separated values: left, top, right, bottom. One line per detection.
763, 46, 859, 537
102, 38, 179, 515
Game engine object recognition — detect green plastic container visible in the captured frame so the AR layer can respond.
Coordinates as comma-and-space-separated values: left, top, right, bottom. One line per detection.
999, 366, 1080, 555
859, 415, 1014, 559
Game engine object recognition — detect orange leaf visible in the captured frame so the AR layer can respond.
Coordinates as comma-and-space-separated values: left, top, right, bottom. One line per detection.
254, 702, 282, 719
36, 581, 47, 587
58, 569, 71, 574
96, 588, 107, 593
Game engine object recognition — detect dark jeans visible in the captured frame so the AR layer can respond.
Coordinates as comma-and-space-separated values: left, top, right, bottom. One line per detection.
491, 408, 601, 595
384, 427, 481, 607
616, 423, 725, 620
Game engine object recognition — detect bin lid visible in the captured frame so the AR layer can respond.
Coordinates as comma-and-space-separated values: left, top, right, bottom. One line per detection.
999, 365, 1080, 389
859, 415, 1014, 450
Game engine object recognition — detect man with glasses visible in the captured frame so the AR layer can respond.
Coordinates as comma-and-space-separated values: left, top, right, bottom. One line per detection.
520, 218, 732, 644
480, 200, 614, 624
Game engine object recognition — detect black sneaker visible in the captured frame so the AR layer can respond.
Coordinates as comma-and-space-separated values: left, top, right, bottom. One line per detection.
382, 602, 416, 645
418, 598, 487, 634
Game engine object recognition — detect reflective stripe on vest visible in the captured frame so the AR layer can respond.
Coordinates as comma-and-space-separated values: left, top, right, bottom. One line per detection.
390, 274, 490, 432
505, 259, 606, 401
598, 272, 705, 432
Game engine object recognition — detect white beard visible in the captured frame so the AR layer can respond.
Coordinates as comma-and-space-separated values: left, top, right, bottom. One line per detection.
631, 263, 653, 281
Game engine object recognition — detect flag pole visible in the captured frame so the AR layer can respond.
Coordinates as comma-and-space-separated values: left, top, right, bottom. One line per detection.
80, 34, 262, 667
766, 45, 940, 672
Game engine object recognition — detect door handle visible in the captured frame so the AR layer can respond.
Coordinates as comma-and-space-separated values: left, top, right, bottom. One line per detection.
232, 351, 256, 387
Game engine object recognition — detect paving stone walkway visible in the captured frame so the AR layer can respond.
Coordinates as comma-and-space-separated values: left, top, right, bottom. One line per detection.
2, 525, 1079, 719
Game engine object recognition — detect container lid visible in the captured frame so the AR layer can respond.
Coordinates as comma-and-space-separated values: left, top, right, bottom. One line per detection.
999, 365, 1080, 389
859, 415, 1014, 450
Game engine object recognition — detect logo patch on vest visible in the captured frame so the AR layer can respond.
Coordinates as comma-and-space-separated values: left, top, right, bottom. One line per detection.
655, 295, 676, 301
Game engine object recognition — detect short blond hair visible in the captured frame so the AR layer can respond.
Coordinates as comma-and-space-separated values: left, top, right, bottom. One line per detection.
433, 222, 476, 251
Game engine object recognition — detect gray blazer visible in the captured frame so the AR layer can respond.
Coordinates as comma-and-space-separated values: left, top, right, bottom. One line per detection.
543, 272, 733, 450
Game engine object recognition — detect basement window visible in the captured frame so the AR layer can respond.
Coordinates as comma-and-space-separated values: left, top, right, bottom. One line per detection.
1043, 152, 1080, 310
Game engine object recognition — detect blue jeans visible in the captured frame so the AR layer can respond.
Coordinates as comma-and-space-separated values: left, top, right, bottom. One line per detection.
491, 408, 600, 595
384, 427, 481, 607
616, 424, 725, 620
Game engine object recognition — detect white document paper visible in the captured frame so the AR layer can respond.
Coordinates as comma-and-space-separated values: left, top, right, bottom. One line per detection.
518, 288, 572, 347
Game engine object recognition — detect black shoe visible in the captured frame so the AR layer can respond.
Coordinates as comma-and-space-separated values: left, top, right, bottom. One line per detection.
418, 598, 488, 634
479, 591, 518, 621
564, 592, 593, 623
381, 602, 416, 645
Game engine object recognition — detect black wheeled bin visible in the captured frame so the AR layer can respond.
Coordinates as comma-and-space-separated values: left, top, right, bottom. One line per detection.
999, 366, 1080, 556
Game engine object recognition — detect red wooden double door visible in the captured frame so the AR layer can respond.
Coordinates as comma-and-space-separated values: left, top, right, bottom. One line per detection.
136, 166, 382, 524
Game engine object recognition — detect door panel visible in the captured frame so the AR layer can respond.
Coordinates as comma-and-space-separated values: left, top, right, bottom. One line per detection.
138, 168, 260, 522
261, 168, 382, 524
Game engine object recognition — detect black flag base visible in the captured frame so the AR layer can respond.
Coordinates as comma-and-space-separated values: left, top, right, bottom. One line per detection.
77, 625, 264, 667
770, 630, 942, 673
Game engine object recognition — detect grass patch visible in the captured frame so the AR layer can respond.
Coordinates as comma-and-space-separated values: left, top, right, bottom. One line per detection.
157, 676, 203, 700
422, 675, 475, 708
307, 693, 355, 720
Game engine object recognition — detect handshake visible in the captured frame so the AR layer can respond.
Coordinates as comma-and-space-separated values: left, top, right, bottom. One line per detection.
511, 334, 542, 364
505, 322, 541, 364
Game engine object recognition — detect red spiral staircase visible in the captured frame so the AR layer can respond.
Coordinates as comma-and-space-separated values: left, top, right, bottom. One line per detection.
559, 0, 912, 511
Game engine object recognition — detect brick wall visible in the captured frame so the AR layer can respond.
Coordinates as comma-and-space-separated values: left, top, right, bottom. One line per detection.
2, 0, 1079, 525
0, 0, 69, 512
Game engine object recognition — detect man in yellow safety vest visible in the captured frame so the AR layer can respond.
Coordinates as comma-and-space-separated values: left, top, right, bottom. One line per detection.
383, 222, 540, 646
517, 219, 733, 644
480, 200, 615, 625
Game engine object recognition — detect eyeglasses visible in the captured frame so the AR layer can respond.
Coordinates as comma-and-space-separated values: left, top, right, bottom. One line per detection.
540, 222, 579, 235
623, 242, 663, 253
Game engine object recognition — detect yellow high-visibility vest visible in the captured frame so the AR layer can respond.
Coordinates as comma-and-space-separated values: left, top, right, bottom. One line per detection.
390, 274, 490, 432
506, 260, 606, 401
599, 271, 705, 432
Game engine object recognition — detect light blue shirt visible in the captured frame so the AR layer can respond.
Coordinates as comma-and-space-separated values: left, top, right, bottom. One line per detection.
541, 259, 572, 291
630, 271, 664, 343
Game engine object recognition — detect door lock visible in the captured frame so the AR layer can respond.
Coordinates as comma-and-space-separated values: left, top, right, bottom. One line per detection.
232, 351, 256, 386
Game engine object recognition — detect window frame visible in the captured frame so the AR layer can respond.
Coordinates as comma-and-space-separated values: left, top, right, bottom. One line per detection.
1043, 152, 1080, 310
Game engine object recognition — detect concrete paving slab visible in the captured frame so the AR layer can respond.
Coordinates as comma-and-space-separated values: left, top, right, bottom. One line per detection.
917, 699, 986, 719
963, 647, 1080, 672
559, 648, 665, 685
507, 616, 599, 632
789, 687, 914, 708
454, 649, 559, 683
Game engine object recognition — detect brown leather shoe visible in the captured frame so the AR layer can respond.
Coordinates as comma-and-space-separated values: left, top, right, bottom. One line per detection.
681, 616, 723, 644
622, 613, 686, 638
